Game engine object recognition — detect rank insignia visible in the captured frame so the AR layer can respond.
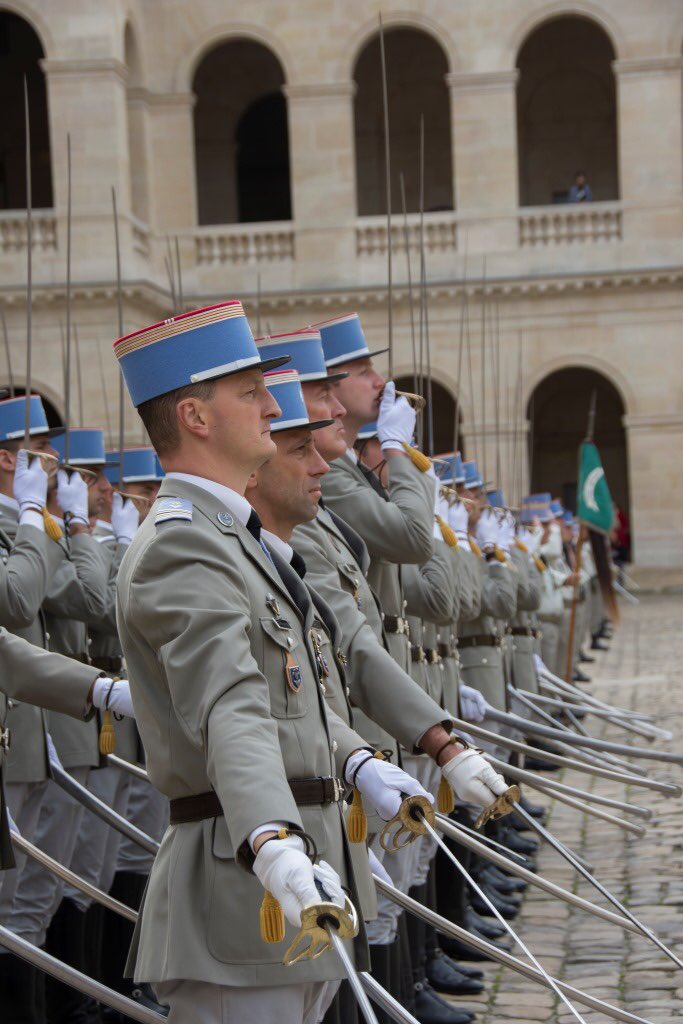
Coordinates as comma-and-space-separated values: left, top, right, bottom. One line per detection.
217, 511, 234, 527
155, 497, 192, 525
285, 651, 302, 693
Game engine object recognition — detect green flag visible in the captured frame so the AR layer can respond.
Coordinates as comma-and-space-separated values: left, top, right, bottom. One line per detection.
577, 441, 613, 534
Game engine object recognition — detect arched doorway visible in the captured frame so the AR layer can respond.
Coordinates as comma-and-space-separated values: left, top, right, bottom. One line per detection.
353, 28, 453, 215
516, 16, 618, 206
394, 374, 460, 456
192, 39, 291, 225
0, 11, 52, 209
527, 367, 629, 546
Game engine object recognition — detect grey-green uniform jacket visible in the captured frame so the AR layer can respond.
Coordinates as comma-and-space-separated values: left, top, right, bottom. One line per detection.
0, 630, 99, 867
458, 551, 517, 714
321, 454, 434, 677
117, 478, 366, 988
403, 540, 456, 708
507, 545, 542, 695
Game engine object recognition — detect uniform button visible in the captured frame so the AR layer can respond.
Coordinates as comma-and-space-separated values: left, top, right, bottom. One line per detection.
482, 658, 488, 665
45, 632, 51, 642
332, 740, 338, 754
345, 687, 350, 697
320, 683, 327, 695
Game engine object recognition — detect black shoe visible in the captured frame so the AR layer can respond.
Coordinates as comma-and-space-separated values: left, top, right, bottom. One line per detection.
413, 980, 475, 1023
470, 886, 520, 920
518, 793, 546, 822
573, 670, 591, 683
592, 638, 609, 651
448, 960, 484, 981
132, 984, 169, 1017
479, 865, 527, 894
441, 930, 512, 962
426, 950, 484, 995
464, 908, 506, 939
523, 754, 560, 772
499, 826, 538, 857
579, 650, 595, 663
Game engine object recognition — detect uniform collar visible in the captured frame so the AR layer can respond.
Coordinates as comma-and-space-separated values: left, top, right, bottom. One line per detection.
164, 472, 252, 527
345, 447, 358, 465
261, 528, 293, 564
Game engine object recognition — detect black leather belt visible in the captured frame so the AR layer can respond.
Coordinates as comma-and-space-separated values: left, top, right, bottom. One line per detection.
384, 615, 410, 637
424, 648, 442, 666
90, 656, 123, 673
169, 776, 345, 825
411, 644, 425, 664
508, 627, 533, 638
438, 642, 454, 659
457, 635, 502, 650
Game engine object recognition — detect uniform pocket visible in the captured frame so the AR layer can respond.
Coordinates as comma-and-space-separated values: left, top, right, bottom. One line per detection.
259, 616, 308, 720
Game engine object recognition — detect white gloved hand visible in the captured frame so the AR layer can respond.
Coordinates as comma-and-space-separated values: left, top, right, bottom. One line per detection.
91, 677, 135, 718
497, 512, 515, 554
368, 847, 393, 887
459, 685, 488, 723
446, 499, 469, 540
441, 747, 508, 808
475, 508, 498, 552
346, 750, 433, 822
376, 382, 416, 453
13, 449, 48, 511
525, 526, 542, 556
111, 491, 139, 545
312, 859, 345, 910
45, 733, 64, 772
57, 469, 89, 525
253, 835, 338, 927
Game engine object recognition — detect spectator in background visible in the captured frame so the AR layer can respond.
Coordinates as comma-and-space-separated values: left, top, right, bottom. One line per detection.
568, 170, 593, 202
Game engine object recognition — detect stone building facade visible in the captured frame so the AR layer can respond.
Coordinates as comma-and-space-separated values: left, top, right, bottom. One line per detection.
0, 0, 682, 571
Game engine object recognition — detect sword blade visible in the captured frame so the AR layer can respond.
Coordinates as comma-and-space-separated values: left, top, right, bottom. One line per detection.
327, 929, 380, 1024
105, 753, 150, 783
360, 971, 420, 1024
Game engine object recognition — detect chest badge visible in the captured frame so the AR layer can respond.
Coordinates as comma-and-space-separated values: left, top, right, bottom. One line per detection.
217, 511, 234, 527
285, 650, 302, 693
266, 593, 281, 616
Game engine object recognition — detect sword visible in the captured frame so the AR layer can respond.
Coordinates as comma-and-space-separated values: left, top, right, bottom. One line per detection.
538, 665, 653, 722
514, 686, 671, 742
49, 762, 159, 855
11, 830, 136, 923
0, 925, 166, 1023
373, 877, 655, 1024
614, 579, 639, 605
513, 802, 683, 971
516, 779, 645, 836
106, 753, 150, 783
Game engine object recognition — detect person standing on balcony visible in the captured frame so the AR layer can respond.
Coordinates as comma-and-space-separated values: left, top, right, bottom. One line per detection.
568, 170, 593, 202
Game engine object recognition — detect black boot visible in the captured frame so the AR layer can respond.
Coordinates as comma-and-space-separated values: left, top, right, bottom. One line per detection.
497, 826, 538, 858
425, 949, 484, 996
0, 950, 39, 1023
412, 980, 475, 1024
478, 865, 526, 895
464, 907, 506, 939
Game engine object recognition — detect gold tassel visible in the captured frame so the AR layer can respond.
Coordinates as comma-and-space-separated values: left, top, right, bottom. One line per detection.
347, 786, 368, 843
532, 553, 546, 573
436, 515, 457, 548
515, 539, 529, 553
259, 890, 286, 944
42, 508, 63, 541
494, 546, 507, 563
468, 534, 482, 559
98, 709, 116, 755
401, 442, 432, 473
437, 776, 455, 814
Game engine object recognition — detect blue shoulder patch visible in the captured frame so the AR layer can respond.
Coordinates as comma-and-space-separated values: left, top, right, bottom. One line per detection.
155, 497, 193, 526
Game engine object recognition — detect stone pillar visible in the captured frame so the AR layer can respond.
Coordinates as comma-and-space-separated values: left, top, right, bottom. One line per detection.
623, 413, 683, 571
613, 56, 683, 239
282, 82, 357, 287
446, 70, 519, 251
144, 91, 197, 232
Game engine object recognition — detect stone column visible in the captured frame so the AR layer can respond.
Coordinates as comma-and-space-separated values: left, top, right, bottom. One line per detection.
282, 82, 357, 287
613, 56, 683, 239
446, 70, 519, 252
623, 413, 683, 571
144, 91, 197, 232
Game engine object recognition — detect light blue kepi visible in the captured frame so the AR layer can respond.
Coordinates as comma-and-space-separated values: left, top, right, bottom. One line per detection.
264, 370, 333, 433
312, 312, 388, 368
104, 448, 163, 485
0, 394, 58, 442
53, 429, 109, 467
256, 329, 348, 384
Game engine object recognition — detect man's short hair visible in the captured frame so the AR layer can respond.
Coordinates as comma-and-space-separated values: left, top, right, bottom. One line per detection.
137, 381, 216, 456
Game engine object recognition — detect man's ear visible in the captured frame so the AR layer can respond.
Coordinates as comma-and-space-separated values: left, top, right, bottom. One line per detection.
176, 397, 209, 439
245, 471, 259, 494
0, 448, 16, 473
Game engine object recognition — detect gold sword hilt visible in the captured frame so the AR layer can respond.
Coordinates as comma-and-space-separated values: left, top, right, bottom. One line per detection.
283, 890, 358, 966
474, 785, 520, 831
379, 793, 436, 853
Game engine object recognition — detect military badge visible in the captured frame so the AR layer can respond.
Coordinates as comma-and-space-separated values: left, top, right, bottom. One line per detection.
285, 650, 302, 693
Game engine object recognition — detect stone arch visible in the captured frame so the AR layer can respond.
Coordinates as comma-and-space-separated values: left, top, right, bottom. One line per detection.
508, 1, 623, 65
0, 7, 53, 208
353, 26, 453, 215
516, 12, 619, 206
180, 23, 294, 95
192, 37, 291, 225
526, 364, 630, 528
393, 372, 464, 457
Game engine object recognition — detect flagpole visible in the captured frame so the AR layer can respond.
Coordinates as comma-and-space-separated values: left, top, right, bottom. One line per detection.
564, 390, 597, 682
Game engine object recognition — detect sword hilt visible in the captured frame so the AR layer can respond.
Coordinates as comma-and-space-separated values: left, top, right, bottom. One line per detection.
282, 883, 358, 966
474, 785, 520, 831
379, 793, 436, 852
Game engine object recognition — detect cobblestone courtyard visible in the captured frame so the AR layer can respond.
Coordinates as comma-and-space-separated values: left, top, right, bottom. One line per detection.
447, 595, 683, 1024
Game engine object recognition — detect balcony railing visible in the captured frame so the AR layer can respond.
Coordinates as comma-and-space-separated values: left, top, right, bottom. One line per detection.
0, 210, 57, 253
356, 212, 458, 257
193, 222, 295, 265
518, 202, 623, 247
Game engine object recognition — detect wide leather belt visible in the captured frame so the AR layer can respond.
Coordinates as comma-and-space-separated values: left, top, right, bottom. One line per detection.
508, 626, 533, 638
384, 615, 410, 637
438, 642, 454, 659
90, 656, 123, 673
169, 776, 345, 825
457, 635, 502, 650
411, 644, 425, 664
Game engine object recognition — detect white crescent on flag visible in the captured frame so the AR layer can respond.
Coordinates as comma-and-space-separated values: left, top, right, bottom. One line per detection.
583, 466, 604, 513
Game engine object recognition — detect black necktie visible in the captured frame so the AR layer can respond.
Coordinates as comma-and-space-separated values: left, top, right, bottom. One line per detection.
358, 461, 389, 501
246, 508, 262, 542
290, 550, 307, 579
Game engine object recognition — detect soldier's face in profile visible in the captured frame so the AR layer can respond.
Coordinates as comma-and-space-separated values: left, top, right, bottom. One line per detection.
301, 380, 347, 461
124, 481, 160, 523
251, 428, 329, 530
333, 358, 384, 425
87, 470, 112, 517
207, 371, 281, 470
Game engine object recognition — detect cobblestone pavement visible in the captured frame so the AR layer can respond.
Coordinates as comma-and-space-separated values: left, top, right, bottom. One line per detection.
446, 595, 683, 1024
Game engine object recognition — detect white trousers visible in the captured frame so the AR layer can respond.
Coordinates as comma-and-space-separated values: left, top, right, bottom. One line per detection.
155, 978, 339, 1024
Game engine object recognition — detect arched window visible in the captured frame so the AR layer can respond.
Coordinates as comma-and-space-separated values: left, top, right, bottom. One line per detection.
192, 39, 291, 225
516, 16, 618, 206
124, 22, 149, 223
527, 366, 629, 546
394, 374, 461, 456
353, 28, 453, 216
0, 11, 52, 209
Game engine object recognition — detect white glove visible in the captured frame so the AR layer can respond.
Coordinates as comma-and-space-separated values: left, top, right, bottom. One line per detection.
57, 469, 89, 525
111, 492, 139, 545
91, 677, 135, 718
525, 527, 542, 557
475, 508, 498, 552
497, 512, 515, 554
446, 500, 469, 540
459, 685, 488, 723
368, 847, 393, 887
253, 835, 341, 927
46, 733, 64, 772
312, 859, 345, 909
346, 751, 433, 821
13, 449, 48, 511
441, 747, 508, 808
377, 382, 416, 453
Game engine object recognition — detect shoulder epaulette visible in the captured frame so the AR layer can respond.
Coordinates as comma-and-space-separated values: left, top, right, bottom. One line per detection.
155, 497, 192, 525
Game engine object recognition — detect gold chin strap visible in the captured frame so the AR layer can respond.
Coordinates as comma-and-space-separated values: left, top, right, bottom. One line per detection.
283, 894, 358, 966
379, 794, 436, 852
474, 785, 521, 831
